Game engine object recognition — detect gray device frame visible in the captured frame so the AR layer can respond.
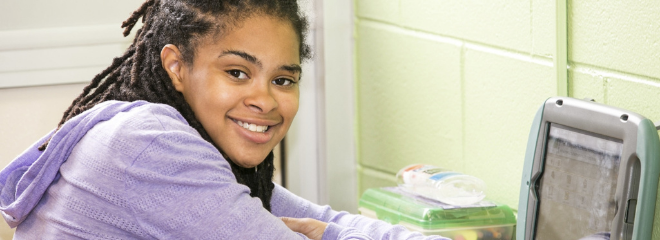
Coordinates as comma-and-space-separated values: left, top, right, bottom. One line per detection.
522, 97, 650, 240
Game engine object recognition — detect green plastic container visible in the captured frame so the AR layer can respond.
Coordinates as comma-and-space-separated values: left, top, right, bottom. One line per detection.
358, 187, 516, 240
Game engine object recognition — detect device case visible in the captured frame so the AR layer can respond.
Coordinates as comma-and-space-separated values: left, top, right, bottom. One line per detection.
516, 97, 660, 240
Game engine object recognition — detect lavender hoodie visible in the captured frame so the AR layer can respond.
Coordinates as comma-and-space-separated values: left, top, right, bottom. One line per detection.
0, 101, 448, 240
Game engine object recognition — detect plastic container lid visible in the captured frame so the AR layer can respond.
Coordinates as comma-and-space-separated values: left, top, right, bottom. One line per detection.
358, 187, 516, 230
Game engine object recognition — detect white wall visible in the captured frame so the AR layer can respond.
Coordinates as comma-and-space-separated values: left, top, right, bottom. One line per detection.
285, 0, 359, 213
0, 0, 142, 88
322, 0, 358, 213
285, 0, 324, 204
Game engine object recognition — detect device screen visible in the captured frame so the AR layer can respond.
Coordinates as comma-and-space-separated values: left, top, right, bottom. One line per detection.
534, 123, 623, 239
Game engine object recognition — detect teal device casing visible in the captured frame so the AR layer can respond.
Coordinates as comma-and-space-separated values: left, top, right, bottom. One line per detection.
516, 97, 660, 240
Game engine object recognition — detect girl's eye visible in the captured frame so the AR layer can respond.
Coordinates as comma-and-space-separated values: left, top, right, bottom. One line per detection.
272, 78, 294, 86
227, 70, 248, 80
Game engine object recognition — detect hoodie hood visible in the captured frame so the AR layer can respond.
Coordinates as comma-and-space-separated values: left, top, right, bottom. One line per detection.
0, 100, 149, 228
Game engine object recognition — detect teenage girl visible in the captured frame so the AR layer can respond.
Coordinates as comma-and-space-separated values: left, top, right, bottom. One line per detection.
0, 1, 449, 239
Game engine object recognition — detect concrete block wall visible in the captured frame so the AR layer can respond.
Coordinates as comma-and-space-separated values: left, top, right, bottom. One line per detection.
355, 0, 660, 230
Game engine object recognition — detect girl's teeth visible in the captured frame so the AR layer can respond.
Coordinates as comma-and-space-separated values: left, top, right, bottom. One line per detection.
236, 120, 268, 133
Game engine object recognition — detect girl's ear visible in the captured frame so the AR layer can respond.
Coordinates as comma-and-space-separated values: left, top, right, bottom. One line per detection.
161, 44, 185, 93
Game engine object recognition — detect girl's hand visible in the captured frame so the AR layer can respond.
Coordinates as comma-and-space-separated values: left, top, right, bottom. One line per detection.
281, 217, 328, 240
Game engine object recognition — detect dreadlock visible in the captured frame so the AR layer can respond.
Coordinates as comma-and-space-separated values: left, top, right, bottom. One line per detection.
38, 0, 311, 212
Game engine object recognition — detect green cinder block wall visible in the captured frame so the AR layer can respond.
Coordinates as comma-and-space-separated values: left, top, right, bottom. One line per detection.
354, 0, 660, 236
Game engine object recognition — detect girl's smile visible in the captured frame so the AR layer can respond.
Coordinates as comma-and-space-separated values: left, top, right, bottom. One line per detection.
230, 116, 278, 143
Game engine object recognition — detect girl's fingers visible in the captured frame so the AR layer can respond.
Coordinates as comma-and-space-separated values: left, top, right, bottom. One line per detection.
281, 217, 327, 240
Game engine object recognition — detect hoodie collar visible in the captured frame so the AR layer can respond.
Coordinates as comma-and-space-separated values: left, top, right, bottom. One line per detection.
0, 100, 149, 227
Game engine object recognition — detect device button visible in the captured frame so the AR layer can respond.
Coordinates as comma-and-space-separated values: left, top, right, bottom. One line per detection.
625, 199, 637, 224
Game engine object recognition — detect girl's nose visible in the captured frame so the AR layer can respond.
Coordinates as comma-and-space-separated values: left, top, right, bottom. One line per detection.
244, 82, 278, 113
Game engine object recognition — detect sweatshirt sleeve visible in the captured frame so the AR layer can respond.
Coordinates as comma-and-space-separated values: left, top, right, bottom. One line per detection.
271, 185, 451, 240
122, 112, 311, 239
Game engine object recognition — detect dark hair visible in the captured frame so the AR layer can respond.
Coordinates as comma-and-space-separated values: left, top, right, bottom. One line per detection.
39, 0, 311, 211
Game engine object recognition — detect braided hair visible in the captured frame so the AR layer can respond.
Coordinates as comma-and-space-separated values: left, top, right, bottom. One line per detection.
39, 0, 311, 211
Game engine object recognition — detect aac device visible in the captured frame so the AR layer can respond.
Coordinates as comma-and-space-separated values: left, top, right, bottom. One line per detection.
517, 97, 660, 240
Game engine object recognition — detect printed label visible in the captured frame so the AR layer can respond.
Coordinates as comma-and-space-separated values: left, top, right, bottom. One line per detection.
428, 172, 460, 181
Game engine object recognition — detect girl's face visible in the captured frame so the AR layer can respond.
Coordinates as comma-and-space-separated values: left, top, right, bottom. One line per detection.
164, 15, 301, 168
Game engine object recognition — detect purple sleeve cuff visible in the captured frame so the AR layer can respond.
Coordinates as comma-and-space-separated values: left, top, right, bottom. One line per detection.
321, 222, 343, 240
322, 222, 373, 240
